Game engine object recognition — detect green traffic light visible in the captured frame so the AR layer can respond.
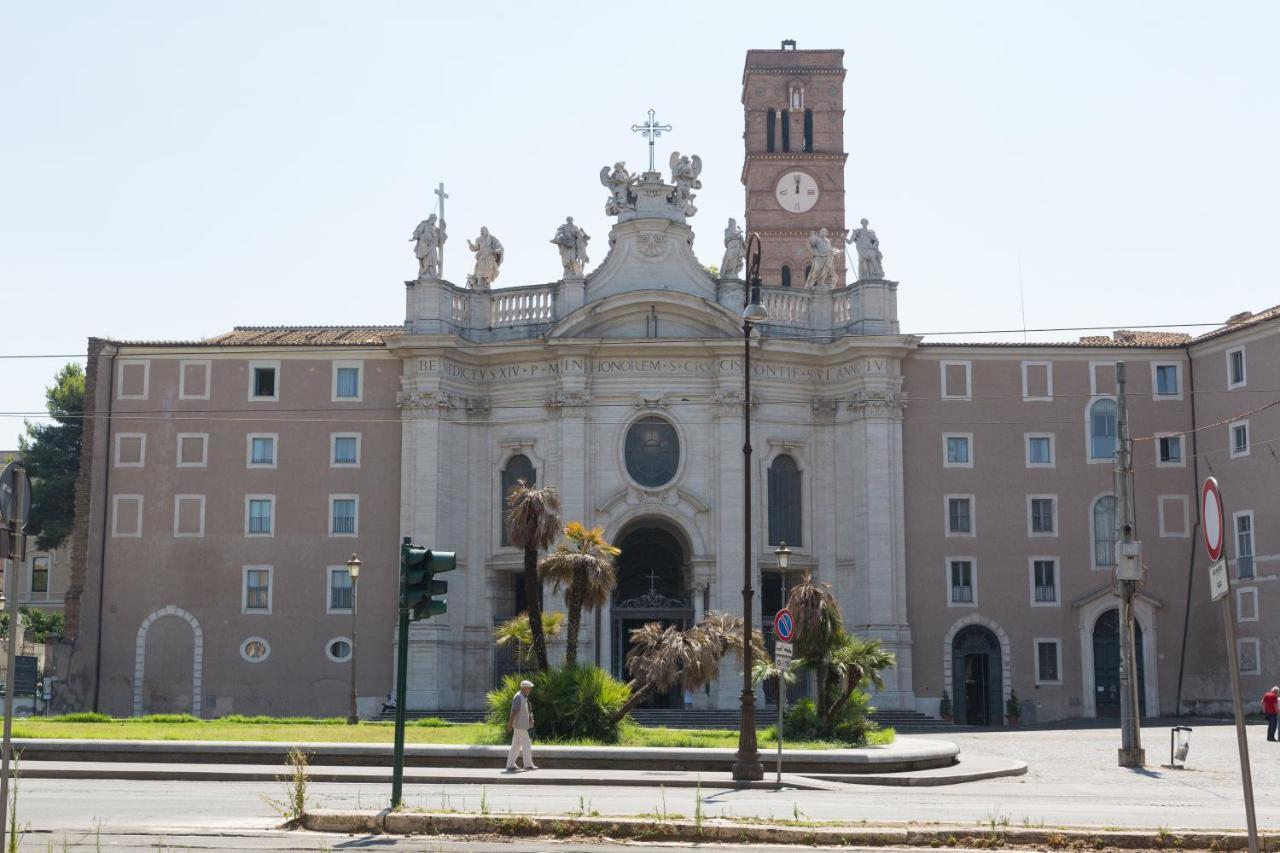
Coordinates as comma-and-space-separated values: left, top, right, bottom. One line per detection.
400, 540, 456, 622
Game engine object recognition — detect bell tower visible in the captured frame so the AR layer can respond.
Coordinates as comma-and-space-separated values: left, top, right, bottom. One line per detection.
741, 41, 847, 288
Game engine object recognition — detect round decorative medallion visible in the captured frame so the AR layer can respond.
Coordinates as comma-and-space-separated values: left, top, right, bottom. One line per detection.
625, 416, 680, 488
636, 232, 669, 261
755, 87, 765, 96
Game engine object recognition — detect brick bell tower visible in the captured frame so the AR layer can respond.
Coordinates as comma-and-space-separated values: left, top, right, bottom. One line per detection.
741, 41, 847, 288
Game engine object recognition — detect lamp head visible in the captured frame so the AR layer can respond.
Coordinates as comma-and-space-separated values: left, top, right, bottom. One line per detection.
742, 301, 769, 325
346, 553, 362, 579
774, 542, 791, 570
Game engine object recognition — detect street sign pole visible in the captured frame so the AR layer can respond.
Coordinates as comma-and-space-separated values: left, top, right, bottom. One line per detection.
772, 608, 795, 790
0, 462, 28, 853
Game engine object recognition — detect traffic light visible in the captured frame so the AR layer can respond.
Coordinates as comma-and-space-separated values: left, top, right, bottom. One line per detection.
400, 537, 456, 621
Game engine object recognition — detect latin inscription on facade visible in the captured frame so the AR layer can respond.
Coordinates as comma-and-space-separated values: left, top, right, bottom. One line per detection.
415, 357, 887, 383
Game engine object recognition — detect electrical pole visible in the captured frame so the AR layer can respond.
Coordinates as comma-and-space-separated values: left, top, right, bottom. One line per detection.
1115, 363, 1145, 767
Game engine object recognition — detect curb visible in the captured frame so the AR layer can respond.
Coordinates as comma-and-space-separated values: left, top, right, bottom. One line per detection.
301, 810, 1273, 850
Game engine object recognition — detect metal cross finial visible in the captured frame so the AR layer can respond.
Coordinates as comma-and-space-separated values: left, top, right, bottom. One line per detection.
434, 182, 448, 277
647, 566, 660, 595
631, 109, 672, 172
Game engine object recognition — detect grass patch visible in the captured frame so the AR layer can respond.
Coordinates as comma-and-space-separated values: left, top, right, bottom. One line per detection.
12, 716, 893, 749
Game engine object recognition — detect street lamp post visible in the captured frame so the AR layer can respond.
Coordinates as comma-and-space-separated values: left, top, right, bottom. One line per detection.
346, 553, 362, 725
733, 233, 768, 782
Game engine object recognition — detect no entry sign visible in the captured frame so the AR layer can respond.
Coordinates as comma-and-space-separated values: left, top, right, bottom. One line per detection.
1202, 477, 1225, 563
774, 608, 795, 643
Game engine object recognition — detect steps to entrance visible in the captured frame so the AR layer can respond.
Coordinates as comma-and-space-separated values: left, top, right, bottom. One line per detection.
371, 708, 943, 731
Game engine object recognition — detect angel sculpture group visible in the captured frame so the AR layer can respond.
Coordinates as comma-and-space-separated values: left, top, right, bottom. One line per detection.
668, 151, 702, 217
599, 162, 636, 216
597, 153, 704, 217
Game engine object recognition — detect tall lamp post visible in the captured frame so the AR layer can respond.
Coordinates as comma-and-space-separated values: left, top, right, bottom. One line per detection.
733, 233, 768, 782
346, 553, 362, 725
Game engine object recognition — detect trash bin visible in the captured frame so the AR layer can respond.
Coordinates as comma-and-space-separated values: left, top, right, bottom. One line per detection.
1169, 726, 1192, 769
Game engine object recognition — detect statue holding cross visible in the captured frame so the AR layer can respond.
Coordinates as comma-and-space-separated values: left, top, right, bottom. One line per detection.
410, 182, 449, 280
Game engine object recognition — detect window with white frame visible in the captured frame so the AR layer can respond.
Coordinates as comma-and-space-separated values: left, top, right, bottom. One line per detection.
116, 359, 150, 400
328, 566, 353, 612
1235, 511, 1255, 579
1026, 433, 1054, 468
1156, 433, 1184, 466
245, 495, 275, 537
1089, 398, 1118, 461
30, 556, 49, 595
329, 495, 358, 536
240, 637, 270, 663
1238, 587, 1259, 623
332, 361, 363, 401
946, 496, 974, 536
179, 360, 211, 400
1227, 347, 1247, 389
1035, 639, 1062, 684
331, 433, 361, 467
943, 433, 972, 467
1152, 362, 1181, 399
243, 566, 272, 613
1029, 496, 1057, 536
176, 433, 209, 468
173, 494, 206, 537
1091, 362, 1117, 396
948, 559, 975, 605
1092, 495, 1118, 568
1230, 420, 1250, 458
248, 360, 280, 401
326, 637, 353, 663
940, 361, 972, 400
1158, 495, 1190, 538
1021, 361, 1053, 401
1031, 558, 1058, 604
1239, 638, 1261, 675
111, 495, 143, 538
114, 433, 145, 468
247, 433, 278, 468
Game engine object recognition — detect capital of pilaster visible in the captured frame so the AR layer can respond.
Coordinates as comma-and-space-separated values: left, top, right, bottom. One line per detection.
545, 390, 591, 417
847, 389, 907, 419
397, 389, 457, 418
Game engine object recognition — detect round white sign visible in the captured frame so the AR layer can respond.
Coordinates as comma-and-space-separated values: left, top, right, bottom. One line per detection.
1202, 477, 1224, 562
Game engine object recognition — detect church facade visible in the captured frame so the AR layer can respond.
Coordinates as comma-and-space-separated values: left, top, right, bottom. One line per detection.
55, 44, 1278, 723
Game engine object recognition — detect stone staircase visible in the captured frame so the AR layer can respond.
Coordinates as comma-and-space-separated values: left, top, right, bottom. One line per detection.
371, 707, 943, 731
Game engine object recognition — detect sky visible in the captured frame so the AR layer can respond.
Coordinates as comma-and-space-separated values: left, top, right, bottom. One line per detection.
3, 1, 1278, 447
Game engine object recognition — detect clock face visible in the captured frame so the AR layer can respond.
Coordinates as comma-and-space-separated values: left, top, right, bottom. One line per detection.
775, 171, 819, 213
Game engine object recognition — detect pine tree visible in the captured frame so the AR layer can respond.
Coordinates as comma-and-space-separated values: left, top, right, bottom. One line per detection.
17, 363, 84, 551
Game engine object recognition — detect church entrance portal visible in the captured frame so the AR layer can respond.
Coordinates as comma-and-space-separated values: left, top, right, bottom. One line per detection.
611, 525, 694, 708
951, 625, 1003, 726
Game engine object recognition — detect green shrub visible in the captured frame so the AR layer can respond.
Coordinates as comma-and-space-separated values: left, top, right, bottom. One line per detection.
48, 712, 112, 723
486, 665, 630, 743
411, 717, 452, 727
783, 692, 878, 746
136, 714, 200, 723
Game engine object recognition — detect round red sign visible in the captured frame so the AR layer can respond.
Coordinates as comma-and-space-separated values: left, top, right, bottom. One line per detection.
1202, 477, 1225, 562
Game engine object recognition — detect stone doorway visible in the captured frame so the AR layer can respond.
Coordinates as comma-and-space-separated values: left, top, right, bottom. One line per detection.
951, 625, 1002, 726
1093, 608, 1146, 719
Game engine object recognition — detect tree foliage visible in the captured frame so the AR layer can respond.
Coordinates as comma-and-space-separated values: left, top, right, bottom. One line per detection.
492, 611, 564, 668
505, 481, 562, 671
0, 608, 65, 643
486, 665, 630, 743
538, 522, 619, 666
17, 363, 85, 551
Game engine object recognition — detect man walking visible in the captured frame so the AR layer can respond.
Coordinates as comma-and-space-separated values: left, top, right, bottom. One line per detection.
1263, 686, 1279, 741
505, 680, 538, 771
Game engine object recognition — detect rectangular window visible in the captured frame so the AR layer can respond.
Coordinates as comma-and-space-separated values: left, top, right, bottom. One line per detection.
176, 433, 209, 468
1032, 558, 1058, 604
111, 495, 143, 538
1026, 434, 1054, 468
114, 433, 146, 468
331, 433, 361, 467
116, 359, 150, 400
947, 497, 973, 536
328, 566, 354, 613
179, 360, 211, 400
1238, 587, 1259, 623
332, 361, 363, 401
1239, 638, 1261, 676
249, 360, 280, 401
940, 361, 972, 400
943, 433, 972, 467
949, 559, 975, 605
1153, 363, 1181, 398
1235, 511, 1255, 579
243, 566, 272, 614
1158, 495, 1190, 538
30, 556, 50, 595
1091, 362, 1117, 396
1227, 348, 1247, 389
330, 495, 358, 537
1035, 639, 1061, 684
247, 433, 277, 468
1157, 434, 1184, 466
1030, 496, 1057, 536
245, 495, 275, 537
173, 494, 206, 538
1231, 421, 1250, 458
1021, 361, 1053, 401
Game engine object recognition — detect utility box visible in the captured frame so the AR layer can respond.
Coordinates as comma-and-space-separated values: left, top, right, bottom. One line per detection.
1116, 541, 1143, 581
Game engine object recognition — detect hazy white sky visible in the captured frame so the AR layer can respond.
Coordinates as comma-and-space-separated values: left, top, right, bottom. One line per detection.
3, 1, 1278, 447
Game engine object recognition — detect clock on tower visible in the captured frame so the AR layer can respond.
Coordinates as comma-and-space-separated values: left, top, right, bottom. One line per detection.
741, 42, 847, 288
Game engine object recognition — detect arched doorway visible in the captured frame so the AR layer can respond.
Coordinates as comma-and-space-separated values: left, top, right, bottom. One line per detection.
951, 625, 1003, 726
133, 606, 203, 716
1093, 608, 1146, 718
611, 525, 693, 708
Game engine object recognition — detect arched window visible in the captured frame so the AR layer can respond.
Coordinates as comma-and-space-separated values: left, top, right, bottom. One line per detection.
625, 416, 680, 487
1093, 495, 1118, 567
780, 265, 792, 288
781, 109, 791, 152
768, 454, 802, 546
803, 109, 813, 152
766, 108, 776, 153
500, 453, 536, 546
1090, 399, 1118, 460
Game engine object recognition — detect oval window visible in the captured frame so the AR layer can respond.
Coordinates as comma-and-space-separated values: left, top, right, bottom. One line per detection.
624, 416, 680, 487
327, 638, 353, 662
240, 637, 270, 663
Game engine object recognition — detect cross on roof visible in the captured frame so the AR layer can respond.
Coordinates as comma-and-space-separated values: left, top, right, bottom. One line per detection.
630, 109, 672, 172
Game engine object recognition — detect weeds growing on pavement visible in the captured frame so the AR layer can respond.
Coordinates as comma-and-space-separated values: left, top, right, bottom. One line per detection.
263, 746, 311, 824
480, 786, 489, 816
694, 779, 704, 834
6, 752, 21, 853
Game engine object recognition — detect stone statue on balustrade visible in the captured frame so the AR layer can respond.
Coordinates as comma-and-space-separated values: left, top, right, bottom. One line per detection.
599, 162, 636, 216
847, 218, 885, 280
668, 152, 703, 217
410, 214, 447, 279
805, 228, 840, 288
551, 216, 591, 277
466, 226, 504, 290
720, 218, 745, 279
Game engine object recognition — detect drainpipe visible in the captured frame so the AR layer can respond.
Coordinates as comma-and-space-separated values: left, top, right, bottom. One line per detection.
91, 347, 116, 713
1175, 346, 1201, 716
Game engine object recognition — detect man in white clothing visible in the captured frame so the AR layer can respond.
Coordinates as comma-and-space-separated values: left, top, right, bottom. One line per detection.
505, 680, 537, 771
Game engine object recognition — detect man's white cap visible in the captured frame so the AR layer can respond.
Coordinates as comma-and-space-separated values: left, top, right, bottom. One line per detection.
520, 680, 534, 688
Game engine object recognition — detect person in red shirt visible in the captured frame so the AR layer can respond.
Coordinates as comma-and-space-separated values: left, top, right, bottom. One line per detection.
1262, 687, 1279, 741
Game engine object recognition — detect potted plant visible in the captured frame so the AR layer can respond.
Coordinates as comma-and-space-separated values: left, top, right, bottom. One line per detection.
1006, 691, 1022, 726
939, 690, 953, 722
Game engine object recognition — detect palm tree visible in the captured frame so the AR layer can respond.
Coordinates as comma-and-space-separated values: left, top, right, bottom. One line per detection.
609, 611, 765, 724
823, 633, 895, 730
506, 481, 562, 671
786, 572, 842, 719
538, 522, 620, 666
493, 611, 565, 669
